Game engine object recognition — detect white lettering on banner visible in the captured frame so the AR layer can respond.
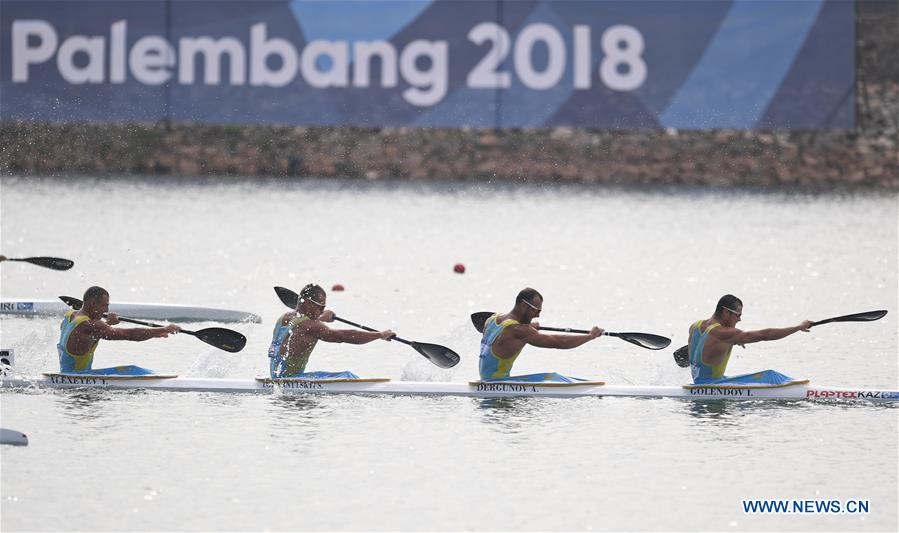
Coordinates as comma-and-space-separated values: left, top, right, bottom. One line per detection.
12, 20, 57, 82
353, 41, 398, 88
600, 25, 646, 91
250, 22, 297, 87
465, 21, 645, 92
9, 19, 646, 105
130, 35, 174, 85
514, 23, 565, 90
57, 35, 104, 84
179, 37, 246, 85
301, 40, 349, 88
573, 25, 591, 89
399, 39, 448, 106
110, 20, 126, 83
467, 22, 511, 89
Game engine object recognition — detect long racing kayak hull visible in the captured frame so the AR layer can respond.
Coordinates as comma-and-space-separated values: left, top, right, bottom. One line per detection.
2, 375, 897, 403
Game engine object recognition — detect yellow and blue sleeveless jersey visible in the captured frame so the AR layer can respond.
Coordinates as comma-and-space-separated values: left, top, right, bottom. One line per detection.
57, 310, 98, 372
268, 314, 318, 378
688, 319, 732, 383
478, 314, 525, 380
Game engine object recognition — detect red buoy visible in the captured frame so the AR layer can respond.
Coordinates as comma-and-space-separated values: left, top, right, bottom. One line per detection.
453, 263, 466, 274
331, 283, 345, 291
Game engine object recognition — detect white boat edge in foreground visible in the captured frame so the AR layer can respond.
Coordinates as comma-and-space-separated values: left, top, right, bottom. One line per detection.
0, 299, 261, 323
2, 375, 897, 403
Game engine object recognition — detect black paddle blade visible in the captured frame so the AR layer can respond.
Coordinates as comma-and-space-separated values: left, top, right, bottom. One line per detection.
14, 256, 74, 270
470, 312, 493, 333
411, 341, 461, 369
673, 345, 690, 367
612, 332, 672, 350
813, 310, 888, 326
60, 295, 82, 309
853, 310, 888, 321
274, 286, 299, 309
192, 327, 247, 353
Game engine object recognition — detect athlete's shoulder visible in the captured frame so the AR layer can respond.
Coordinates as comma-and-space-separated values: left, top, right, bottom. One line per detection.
71, 311, 102, 325
74, 316, 108, 336
505, 322, 537, 337
708, 324, 741, 338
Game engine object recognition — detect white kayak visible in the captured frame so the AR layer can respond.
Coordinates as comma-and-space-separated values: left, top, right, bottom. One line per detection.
0, 428, 29, 446
0, 298, 261, 323
2, 374, 897, 403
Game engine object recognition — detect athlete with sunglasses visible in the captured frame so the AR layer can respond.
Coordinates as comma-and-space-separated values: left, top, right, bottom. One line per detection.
686, 294, 812, 384
477, 287, 604, 381
267, 283, 394, 378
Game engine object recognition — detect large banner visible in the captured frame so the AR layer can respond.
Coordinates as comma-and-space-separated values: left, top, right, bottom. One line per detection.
0, 0, 854, 129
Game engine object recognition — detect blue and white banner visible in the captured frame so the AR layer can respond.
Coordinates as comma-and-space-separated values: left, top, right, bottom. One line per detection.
0, 0, 854, 128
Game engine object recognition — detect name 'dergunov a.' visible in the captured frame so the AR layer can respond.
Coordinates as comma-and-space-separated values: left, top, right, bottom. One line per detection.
475, 383, 539, 393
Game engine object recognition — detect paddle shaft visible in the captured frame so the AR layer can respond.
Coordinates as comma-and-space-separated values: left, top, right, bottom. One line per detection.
537, 327, 667, 347
105, 314, 200, 336
538, 325, 626, 340
537, 325, 589, 334
470, 311, 669, 350
59, 296, 183, 332
333, 316, 412, 346
474, 312, 640, 337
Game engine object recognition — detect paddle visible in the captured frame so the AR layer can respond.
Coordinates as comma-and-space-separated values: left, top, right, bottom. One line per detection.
469, 311, 672, 350
273, 286, 460, 369
3, 256, 74, 270
60, 296, 247, 353
672, 309, 889, 367
811, 310, 887, 326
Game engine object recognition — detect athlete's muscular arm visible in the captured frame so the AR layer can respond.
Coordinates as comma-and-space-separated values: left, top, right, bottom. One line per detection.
83, 320, 179, 341
303, 320, 394, 344
713, 321, 813, 345
514, 324, 603, 349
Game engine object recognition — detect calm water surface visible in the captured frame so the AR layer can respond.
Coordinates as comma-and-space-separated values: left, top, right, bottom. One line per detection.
1, 176, 897, 531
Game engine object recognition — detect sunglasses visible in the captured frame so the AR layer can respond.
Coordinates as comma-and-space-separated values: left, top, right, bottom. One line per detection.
303, 297, 326, 308
521, 299, 542, 312
723, 306, 742, 318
